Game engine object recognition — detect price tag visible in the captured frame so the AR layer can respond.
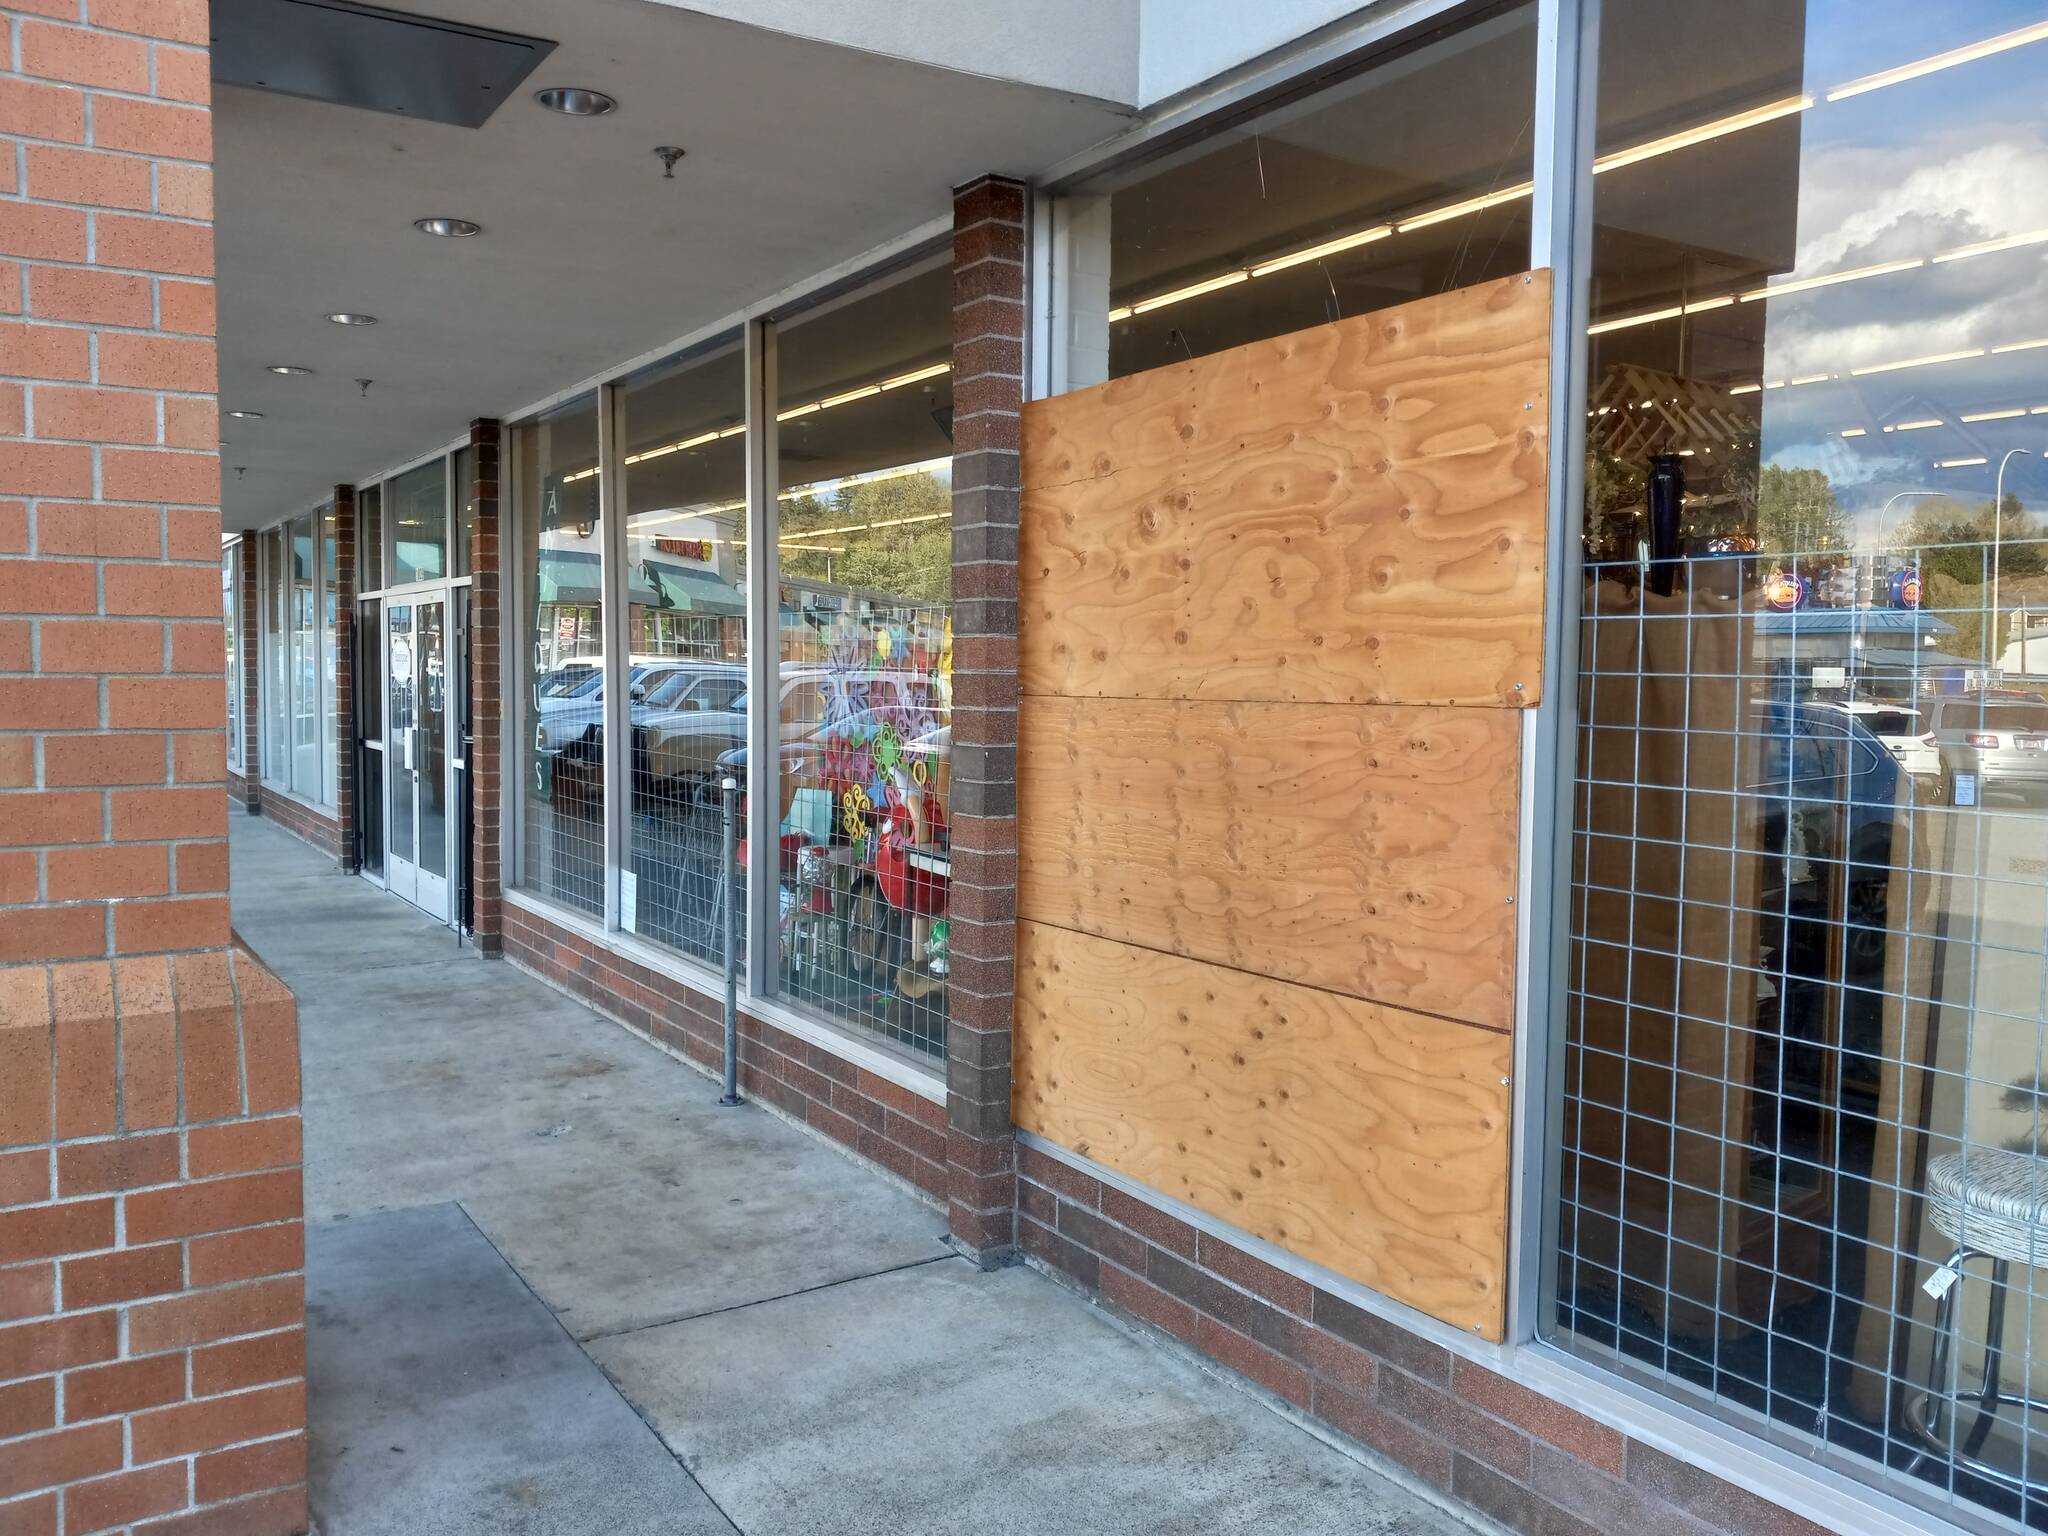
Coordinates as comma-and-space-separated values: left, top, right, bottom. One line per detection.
620, 871, 638, 933
1923, 1261, 1962, 1300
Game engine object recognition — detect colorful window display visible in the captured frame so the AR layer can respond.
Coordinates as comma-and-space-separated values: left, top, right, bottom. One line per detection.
773, 261, 955, 1058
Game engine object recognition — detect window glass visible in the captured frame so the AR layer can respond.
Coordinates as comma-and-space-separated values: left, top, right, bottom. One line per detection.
774, 263, 954, 1059
515, 395, 604, 917
391, 458, 448, 586
1061, 4, 1537, 385
359, 596, 383, 877
223, 545, 241, 771
261, 528, 286, 780
1552, 4, 2048, 1522
452, 445, 473, 579
321, 503, 338, 805
359, 481, 383, 592
289, 514, 319, 798
619, 337, 748, 966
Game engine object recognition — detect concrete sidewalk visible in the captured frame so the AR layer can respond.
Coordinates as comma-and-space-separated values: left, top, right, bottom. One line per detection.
230, 815, 1473, 1536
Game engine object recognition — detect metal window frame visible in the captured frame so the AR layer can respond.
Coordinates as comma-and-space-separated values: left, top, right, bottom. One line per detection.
222, 540, 244, 773
599, 381, 629, 932
743, 316, 779, 999
1511, 0, 1598, 1348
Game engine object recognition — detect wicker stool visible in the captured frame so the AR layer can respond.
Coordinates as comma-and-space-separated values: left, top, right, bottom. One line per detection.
1905, 1150, 2048, 1485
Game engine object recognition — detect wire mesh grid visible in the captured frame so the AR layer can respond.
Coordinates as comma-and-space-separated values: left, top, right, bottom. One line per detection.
521, 625, 607, 921
1554, 539, 2048, 1530
624, 652, 748, 968
769, 597, 952, 1062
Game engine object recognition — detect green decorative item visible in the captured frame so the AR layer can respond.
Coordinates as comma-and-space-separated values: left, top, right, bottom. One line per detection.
874, 722, 902, 775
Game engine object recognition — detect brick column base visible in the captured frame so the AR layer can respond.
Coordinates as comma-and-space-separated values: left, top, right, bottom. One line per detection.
0, 946, 308, 1534
944, 176, 1027, 1265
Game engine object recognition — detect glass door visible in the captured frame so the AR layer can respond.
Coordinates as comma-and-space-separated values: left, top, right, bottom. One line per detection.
385, 598, 451, 919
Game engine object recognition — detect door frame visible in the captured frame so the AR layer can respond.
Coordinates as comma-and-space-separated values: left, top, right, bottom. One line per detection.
382, 587, 455, 923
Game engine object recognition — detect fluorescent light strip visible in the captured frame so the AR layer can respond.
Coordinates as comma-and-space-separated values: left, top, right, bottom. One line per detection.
1249, 224, 1393, 277
1993, 338, 2048, 355
1933, 226, 2048, 264
1937, 456, 1990, 469
1395, 181, 1533, 233
1826, 19, 2048, 103
1962, 408, 2028, 423
1840, 427, 1867, 438
1891, 418, 1944, 432
1131, 269, 1248, 315
569, 364, 952, 478
1110, 26, 2048, 331
1741, 257, 1923, 303
1728, 383, 1763, 396
1850, 348, 1983, 377
1592, 94, 1812, 174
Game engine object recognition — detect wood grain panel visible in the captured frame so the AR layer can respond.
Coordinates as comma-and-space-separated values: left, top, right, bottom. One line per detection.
1018, 696, 1519, 1028
1022, 271, 1550, 708
1014, 921, 1512, 1339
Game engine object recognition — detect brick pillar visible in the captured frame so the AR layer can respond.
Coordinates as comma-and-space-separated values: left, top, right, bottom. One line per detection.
330, 485, 355, 871
468, 419, 502, 953
0, 5, 309, 1533
236, 534, 260, 812
944, 176, 1026, 1265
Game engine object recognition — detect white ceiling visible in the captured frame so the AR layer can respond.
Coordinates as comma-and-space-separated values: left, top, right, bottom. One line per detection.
213, 0, 1132, 529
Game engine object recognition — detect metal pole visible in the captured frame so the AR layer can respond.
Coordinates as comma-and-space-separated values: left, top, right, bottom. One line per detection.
719, 774, 741, 1106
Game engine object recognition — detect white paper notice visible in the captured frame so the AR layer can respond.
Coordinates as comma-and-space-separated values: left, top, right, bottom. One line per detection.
1811, 666, 1846, 690
1956, 774, 1979, 807
620, 871, 638, 933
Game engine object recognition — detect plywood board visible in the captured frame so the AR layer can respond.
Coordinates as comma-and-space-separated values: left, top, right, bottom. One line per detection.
1022, 271, 1550, 708
1019, 696, 1518, 1029
1014, 921, 1512, 1339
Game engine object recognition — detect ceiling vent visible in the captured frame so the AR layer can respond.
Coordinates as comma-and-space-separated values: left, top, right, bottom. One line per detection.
212, 0, 554, 129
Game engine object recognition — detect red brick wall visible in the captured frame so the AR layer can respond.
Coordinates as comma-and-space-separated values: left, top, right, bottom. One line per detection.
1016, 1146, 1827, 1536
0, 3, 309, 1529
503, 901, 948, 1201
944, 175, 1026, 1264
1, 952, 308, 1536
253, 787, 338, 861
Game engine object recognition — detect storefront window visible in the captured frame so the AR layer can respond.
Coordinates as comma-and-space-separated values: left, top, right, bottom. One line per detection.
391, 457, 447, 586
1551, 3, 2048, 1522
515, 395, 605, 917
321, 504, 339, 805
618, 338, 748, 965
223, 544, 241, 772
289, 513, 319, 798
359, 480, 383, 593
261, 527, 286, 780
1058, 2, 1537, 387
773, 263, 954, 1058
452, 445, 473, 580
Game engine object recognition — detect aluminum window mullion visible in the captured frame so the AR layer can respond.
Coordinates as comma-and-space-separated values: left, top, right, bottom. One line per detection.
598, 385, 629, 932
744, 317, 778, 1000
1513, 0, 1600, 1349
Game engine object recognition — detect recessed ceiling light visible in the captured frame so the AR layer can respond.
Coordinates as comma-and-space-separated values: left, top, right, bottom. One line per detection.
226, 410, 264, 420
415, 217, 481, 238
266, 364, 313, 376
325, 312, 378, 326
536, 87, 616, 116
